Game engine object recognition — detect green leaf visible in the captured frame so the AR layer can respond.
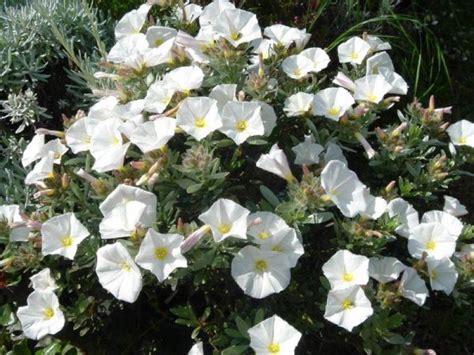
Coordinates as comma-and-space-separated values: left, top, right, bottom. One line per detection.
235, 316, 250, 339
221, 345, 248, 355
259, 185, 280, 207
0, 304, 15, 326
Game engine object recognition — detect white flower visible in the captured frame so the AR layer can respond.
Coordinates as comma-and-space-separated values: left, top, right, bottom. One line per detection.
354, 74, 392, 104
284, 92, 314, 117
188, 342, 204, 355
209, 84, 237, 111
213, 8, 262, 47
130, 118, 176, 153
421, 210, 463, 239
282, 54, 314, 79
312, 87, 355, 121
379, 68, 409, 95
95, 242, 143, 303
65, 118, 97, 153
99, 200, 148, 239
16, 290, 65, 340
22, 134, 45, 167
143, 82, 175, 114
199, 0, 235, 27
38, 139, 68, 165
387, 198, 419, 238
259, 228, 304, 268
115, 4, 151, 40
146, 26, 177, 48
366, 51, 394, 74
135, 229, 187, 282
300, 47, 331, 73
162, 66, 205, 93
176, 97, 222, 141
399, 267, 429, 306
337, 37, 371, 65
90, 118, 131, 173
176, 3, 203, 23
320, 160, 366, 217
41, 213, 89, 260
254, 101, 277, 136
366, 35, 392, 52
324, 285, 373, 332
219, 101, 264, 144
357, 190, 388, 220
263, 24, 303, 48
446, 120, 474, 147
231, 245, 291, 299
322, 250, 369, 290
29, 268, 58, 292
332, 71, 356, 91
248, 315, 302, 355
25, 152, 55, 185
408, 222, 456, 260
443, 195, 468, 217
256, 144, 294, 182
426, 256, 458, 295
247, 211, 289, 243
323, 142, 348, 165
0, 204, 29, 242
292, 135, 324, 165
368, 257, 405, 283
198, 198, 250, 242
251, 38, 276, 61
99, 184, 157, 225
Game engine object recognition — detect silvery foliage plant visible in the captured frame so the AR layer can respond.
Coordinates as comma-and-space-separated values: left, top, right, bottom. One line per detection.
1, 0, 473, 353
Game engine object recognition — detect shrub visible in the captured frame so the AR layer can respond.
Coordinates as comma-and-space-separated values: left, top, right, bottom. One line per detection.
1, 0, 473, 354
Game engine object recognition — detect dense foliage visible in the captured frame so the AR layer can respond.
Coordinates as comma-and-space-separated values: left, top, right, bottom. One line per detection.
0, 0, 473, 354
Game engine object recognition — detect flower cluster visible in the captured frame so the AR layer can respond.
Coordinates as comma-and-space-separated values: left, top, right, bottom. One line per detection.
1, 0, 473, 353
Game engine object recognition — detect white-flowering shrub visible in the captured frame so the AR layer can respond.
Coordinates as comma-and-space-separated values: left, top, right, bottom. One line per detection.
1, 0, 473, 353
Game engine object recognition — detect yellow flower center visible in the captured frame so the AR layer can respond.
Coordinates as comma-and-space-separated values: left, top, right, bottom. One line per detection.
84, 136, 91, 144
351, 52, 359, 60
61, 236, 73, 248
53, 152, 61, 160
327, 106, 340, 116
217, 223, 231, 234
321, 194, 332, 202
194, 117, 206, 128
230, 32, 241, 41
255, 259, 268, 272
47, 172, 55, 179
43, 307, 55, 320
235, 120, 248, 132
341, 298, 354, 310
426, 240, 437, 251
271, 245, 283, 252
342, 272, 353, 282
431, 270, 438, 280
112, 136, 120, 145
267, 343, 280, 353
257, 231, 270, 240
120, 261, 131, 272
154, 247, 168, 261
293, 68, 301, 76
458, 136, 466, 144
154, 38, 164, 47
367, 93, 378, 102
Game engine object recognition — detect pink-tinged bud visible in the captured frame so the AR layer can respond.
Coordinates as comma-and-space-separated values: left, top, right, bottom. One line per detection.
302, 165, 311, 176
355, 132, 376, 159
93, 71, 120, 80
439, 122, 449, 131
353, 105, 369, 118
35, 128, 64, 138
333, 72, 356, 91
75, 169, 99, 185
414, 349, 436, 355
428, 95, 435, 111
385, 180, 396, 193
181, 225, 211, 253
238, 90, 246, 102
392, 122, 408, 136
27, 220, 43, 231
33, 189, 55, 199
130, 161, 147, 170
434, 106, 452, 115
147, 173, 160, 188
247, 217, 263, 228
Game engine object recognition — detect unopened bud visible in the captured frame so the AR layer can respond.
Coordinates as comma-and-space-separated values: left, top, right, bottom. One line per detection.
35, 128, 64, 138
385, 180, 396, 193
61, 174, 70, 189
33, 189, 55, 199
